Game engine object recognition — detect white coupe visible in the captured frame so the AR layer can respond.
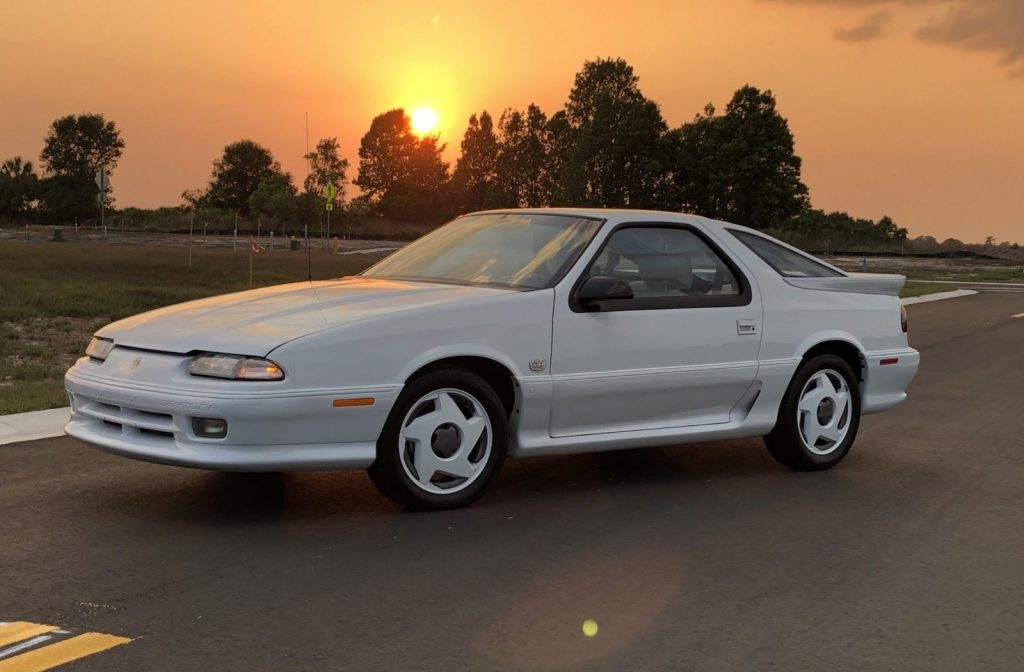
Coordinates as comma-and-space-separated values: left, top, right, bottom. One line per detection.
65, 209, 919, 510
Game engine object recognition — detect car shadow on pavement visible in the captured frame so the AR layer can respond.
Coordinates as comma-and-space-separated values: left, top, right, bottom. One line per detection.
493, 439, 776, 500
87, 438, 791, 525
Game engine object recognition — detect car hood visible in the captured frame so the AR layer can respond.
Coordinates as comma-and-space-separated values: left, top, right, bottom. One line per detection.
97, 277, 515, 356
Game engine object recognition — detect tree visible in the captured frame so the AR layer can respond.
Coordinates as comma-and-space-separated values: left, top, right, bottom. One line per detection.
674, 86, 808, 229
493, 104, 551, 208
451, 111, 498, 213
354, 109, 450, 222
0, 157, 39, 221
554, 58, 671, 208
303, 137, 349, 208
201, 140, 283, 215
670, 104, 727, 218
38, 113, 124, 220
544, 110, 574, 205
248, 172, 298, 230
354, 109, 418, 202
720, 86, 808, 228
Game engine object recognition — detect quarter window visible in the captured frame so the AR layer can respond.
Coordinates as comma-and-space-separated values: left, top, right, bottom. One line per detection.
729, 230, 842, 278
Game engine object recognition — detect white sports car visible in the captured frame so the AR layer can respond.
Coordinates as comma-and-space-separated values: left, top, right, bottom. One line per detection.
65, 209, 919, 510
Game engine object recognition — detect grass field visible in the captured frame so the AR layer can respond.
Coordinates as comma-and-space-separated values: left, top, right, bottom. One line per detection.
0, 240, 387, 414
902, 267, 1024, 283
900, 281, 950, 298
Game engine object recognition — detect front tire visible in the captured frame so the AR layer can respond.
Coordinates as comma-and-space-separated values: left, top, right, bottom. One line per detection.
765, 354, 861, 471
368, 368, 508, 510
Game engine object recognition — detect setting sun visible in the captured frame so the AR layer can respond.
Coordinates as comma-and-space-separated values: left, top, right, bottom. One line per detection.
410, 107, 438, 135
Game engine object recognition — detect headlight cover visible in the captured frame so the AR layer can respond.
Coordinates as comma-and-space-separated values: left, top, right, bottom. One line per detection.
188, 354, 285, 381
86, 336, 114, 361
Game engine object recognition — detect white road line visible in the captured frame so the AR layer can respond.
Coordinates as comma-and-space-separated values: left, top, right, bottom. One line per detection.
0, 634, 54, 659
336, 246, 402, 255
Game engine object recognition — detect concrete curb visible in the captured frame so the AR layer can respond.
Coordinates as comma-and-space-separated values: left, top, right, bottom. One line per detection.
0, 407, 70, 446
901, 289, 978, 305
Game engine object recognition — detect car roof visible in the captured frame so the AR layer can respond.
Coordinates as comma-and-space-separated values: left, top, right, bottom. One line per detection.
470, 207, 754, 233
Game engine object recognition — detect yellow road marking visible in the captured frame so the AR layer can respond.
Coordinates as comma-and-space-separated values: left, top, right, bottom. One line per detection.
0, 623, 57, 648
0, 632, 130, 672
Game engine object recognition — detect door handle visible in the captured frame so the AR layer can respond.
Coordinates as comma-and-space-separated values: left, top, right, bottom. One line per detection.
736, 319, 758, 335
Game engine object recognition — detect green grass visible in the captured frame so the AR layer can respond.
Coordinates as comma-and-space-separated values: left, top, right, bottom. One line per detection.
903, 266, 1024, 283
899, 281, 952, 299
0, 240, 386, 414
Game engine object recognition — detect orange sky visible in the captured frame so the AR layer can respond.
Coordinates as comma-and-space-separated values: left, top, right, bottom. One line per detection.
1, 0, 1022, 242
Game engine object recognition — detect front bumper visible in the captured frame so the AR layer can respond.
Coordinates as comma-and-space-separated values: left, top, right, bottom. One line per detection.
862, 347, 920, 414
64, 355, 400, 471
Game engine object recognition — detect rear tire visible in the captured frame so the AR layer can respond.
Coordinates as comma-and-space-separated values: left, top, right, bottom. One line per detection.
765, 354, 861, 471
368, 368, 507, 511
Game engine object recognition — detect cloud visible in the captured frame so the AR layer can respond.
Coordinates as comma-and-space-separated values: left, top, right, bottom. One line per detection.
764, 0, 1024, 76
916, 0, 1024, 76
767, 0, 931, 6
835, 10, 892, 41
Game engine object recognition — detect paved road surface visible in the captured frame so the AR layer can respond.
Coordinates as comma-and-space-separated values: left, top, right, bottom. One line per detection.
2, 292, 1022, 671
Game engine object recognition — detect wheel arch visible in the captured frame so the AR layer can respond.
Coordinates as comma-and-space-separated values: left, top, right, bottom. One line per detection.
404, 355, 518, 418
798, 337, 866, 383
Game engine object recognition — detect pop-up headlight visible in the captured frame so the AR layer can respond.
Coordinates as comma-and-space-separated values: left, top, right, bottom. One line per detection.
85, 337, 114, 361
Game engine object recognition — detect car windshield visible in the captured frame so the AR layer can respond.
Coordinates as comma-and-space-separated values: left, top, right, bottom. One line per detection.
361, 213, 603, 289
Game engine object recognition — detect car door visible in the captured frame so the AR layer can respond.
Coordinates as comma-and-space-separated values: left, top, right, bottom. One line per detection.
549, 223, 762, 437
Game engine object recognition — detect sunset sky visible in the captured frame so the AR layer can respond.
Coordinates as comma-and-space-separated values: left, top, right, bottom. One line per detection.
2, 0, 1021, 242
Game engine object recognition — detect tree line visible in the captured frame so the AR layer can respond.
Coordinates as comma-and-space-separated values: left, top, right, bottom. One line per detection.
3, 57, 1010, 250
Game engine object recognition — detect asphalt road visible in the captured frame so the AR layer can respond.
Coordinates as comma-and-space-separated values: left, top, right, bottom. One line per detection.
2, 291, 1023, 671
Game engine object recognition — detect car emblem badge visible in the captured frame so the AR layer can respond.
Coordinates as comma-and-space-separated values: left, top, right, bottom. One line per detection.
129, 358, 141, 370
528, 359, 547, 372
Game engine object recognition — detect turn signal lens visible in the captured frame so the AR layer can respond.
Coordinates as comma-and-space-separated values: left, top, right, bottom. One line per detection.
85, 336, 114, 361
236, 358, 284, 381
188, 354, 285, 381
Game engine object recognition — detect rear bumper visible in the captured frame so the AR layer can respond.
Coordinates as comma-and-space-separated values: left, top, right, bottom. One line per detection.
64, 364, 400, 471
862, 348, 920, 414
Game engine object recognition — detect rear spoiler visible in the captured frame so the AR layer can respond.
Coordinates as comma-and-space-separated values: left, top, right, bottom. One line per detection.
784, 272, 906, 297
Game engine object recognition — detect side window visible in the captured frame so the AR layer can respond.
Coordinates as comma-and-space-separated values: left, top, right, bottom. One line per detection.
729, 230, 842, 278
586, 227, 742, 302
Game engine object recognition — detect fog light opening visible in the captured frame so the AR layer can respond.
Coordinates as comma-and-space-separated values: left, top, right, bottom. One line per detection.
192, 417, 228, 439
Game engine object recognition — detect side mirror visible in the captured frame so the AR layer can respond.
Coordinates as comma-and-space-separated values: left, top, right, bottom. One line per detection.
576, 275, 634, 310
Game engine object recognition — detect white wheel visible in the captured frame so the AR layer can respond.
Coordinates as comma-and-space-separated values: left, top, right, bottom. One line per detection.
368, 368, 507, 510
398, 388, 493, 495
765, 353, 861, 470
796, 369, 853, 455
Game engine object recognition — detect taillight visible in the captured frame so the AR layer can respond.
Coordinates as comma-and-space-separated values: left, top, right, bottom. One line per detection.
900, 303, 908, 333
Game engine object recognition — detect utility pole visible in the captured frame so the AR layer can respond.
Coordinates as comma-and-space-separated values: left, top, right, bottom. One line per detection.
323, 181, 336, 251
95, 167, 108, 238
